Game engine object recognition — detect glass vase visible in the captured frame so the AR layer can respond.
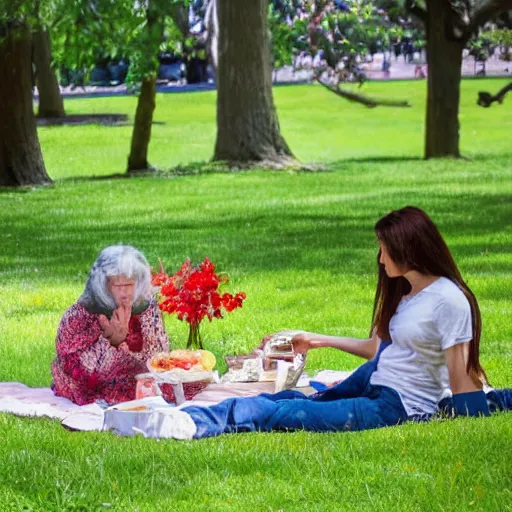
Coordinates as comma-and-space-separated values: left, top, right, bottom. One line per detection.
186, 322, 204, 350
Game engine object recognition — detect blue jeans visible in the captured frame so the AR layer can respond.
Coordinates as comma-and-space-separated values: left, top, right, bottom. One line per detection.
184, 340, 408, 439
487, 388, 512, 413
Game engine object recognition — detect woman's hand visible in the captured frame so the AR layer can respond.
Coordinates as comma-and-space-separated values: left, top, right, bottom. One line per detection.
258, 330, 310, 353
292, 331, 379, 360
260, 330, 377, 359
98, 304, 131, 347
291, 332, 313, 354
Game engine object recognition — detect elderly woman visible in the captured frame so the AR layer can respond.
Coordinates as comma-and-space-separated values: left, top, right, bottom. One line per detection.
51, 245, 169, 405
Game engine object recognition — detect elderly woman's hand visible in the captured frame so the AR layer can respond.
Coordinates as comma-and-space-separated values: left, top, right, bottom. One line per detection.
98, 304, 131, 347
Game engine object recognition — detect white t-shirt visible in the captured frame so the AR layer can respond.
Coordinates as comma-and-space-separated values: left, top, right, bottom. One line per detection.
370, 277, 472, 417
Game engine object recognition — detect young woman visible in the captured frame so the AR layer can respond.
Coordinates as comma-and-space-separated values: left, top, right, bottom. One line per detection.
52, 245, 169, 405
147, 207, 493, 440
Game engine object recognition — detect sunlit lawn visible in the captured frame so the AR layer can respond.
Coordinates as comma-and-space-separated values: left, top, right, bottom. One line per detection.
0, 78, 510, 511
39, 78, 512, 179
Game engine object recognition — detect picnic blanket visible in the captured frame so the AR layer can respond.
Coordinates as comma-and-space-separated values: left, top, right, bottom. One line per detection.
0, 370, 352, 433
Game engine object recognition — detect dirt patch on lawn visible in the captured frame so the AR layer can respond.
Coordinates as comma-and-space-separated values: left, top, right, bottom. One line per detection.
36, 114, 129, 126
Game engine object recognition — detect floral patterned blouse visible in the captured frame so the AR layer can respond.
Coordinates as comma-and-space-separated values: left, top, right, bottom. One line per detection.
51, 298, 169, 405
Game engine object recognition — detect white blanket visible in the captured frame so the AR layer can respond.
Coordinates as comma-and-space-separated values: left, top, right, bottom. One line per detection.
0, 382, 104, 430
0, 370, 351, 433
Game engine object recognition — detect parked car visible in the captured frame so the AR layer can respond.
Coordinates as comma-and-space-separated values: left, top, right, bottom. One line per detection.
108, 59, 129, 84
89, 58, 129, 86
89, 65, 110, 85
158, 54, 186, 82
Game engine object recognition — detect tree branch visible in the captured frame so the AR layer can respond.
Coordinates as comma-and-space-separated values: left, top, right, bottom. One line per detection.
466, 0, 512, 38
169, 3, 189, 38
445, 0, 473, 41
477, 81, 512, 107
404, 0, 428, 25
316, 76, 411, 108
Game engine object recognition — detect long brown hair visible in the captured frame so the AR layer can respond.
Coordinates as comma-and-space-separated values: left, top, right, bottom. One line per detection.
371, 206, 487, 383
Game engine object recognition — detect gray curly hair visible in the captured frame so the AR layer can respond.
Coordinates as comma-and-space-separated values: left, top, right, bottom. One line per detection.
80, 245, 152, 313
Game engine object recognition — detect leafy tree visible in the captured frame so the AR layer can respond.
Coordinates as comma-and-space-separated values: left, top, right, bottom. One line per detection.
483, 26, 512, 59
404, 0, 512, 158
50, 0, 139, 79
43, 0, 175, 173
0, 1, 52, 186
467, 33, 495, 75
33, 0, 145, 118
268, 0, 510, 157
126, 0, 166, 173
268, 3, 299, 72
289, 0, 411, 107
477, 15, 512, 107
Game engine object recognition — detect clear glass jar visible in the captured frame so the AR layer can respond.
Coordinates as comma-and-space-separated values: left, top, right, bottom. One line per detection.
135, 373, 159, 399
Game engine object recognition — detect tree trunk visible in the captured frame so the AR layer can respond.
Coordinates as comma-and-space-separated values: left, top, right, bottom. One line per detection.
213, 0, 294, 164
127, 76, 157, 172
0, 24, 52, 187
127, 1, 162, 174
33, 28, 65, 118
424, 0, 464, 159
205, 0, 218, 78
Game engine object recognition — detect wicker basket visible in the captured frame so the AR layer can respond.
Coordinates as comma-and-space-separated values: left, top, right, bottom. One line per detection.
159, 380, 210, 404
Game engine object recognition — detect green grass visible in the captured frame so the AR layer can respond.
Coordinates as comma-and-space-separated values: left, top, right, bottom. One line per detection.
0, 78, 511, 511
39, 78, 512, 179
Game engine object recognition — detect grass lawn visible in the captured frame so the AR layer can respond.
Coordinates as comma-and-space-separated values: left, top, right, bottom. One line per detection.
0, 78, 511, 511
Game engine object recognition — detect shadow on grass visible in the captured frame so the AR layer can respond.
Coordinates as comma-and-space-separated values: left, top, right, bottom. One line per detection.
21, 150, 507, 188
331, 156, 424, 164
2, 189, 511, 282
42, 160, 329, 185
37, 114, 128, 126
8, 153, 508, 192
330, 153, 512, 166
36, 114, 166, 127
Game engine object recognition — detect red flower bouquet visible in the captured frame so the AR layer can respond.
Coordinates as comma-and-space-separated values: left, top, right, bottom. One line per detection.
152, 258, 246, 349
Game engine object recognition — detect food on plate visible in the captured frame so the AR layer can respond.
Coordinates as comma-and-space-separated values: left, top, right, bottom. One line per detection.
148, 350, 216, 372
116, 405, 148, 411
